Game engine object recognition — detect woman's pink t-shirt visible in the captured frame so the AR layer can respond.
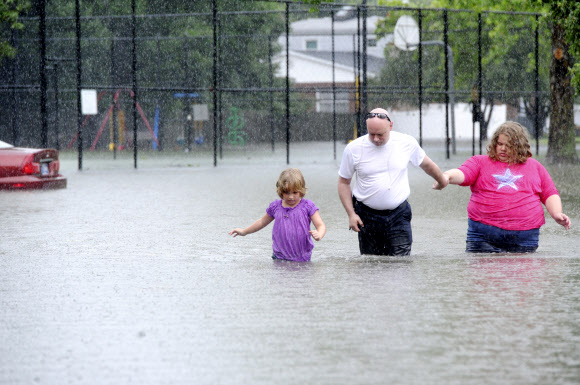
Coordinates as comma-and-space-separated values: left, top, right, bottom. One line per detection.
458, 155, 559, 231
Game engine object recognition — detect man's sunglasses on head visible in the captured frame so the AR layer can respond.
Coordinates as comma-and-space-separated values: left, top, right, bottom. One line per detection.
366, 112, 391, 121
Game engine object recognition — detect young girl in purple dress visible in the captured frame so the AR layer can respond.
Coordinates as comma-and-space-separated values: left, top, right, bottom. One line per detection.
229, 168, 326, 261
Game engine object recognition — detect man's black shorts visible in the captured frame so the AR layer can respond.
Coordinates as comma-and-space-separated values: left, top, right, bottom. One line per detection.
353, 197, 412, 256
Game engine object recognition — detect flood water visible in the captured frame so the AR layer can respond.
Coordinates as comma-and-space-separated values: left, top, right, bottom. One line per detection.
1, 142, 579, 384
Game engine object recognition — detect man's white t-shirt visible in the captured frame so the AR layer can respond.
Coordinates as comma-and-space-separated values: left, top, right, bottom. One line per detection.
338, 131, 426, 210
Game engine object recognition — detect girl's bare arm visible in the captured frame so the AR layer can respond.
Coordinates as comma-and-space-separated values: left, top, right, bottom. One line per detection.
229, 214, 274, 237
309, 211, 326, 241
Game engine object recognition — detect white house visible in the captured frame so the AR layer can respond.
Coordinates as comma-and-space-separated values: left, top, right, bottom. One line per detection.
272, 10, 579, 143
274, 11, 392, 113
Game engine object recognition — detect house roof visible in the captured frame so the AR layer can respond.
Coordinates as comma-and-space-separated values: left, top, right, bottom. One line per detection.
274, 13, 391, 84
274, 50, 361, 83
292, 50, 386, 76
290, 15, 383, 35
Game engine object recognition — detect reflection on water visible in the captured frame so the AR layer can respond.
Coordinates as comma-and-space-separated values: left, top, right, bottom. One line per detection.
1, 143, 579, 384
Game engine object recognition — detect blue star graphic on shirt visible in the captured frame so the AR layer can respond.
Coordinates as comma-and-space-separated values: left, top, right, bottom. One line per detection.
492, 168, 523, 191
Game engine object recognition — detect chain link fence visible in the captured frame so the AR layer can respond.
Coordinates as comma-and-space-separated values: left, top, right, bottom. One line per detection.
0, 1, 549, 167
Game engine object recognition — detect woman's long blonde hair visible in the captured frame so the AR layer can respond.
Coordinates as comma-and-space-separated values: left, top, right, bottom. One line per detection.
487, 121, 533, 164
276, 168, 307, 198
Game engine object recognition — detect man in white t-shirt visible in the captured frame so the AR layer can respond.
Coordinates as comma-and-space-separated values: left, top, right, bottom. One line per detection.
338, 108, 448, 255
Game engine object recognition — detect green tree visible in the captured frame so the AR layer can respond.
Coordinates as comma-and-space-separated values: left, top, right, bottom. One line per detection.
0, 0, 30, 61
375, 2, 548, 140
375, 0, 577, 163
41, 0, 285, 92
2, 0, 287, 147
536, 0, 578, 163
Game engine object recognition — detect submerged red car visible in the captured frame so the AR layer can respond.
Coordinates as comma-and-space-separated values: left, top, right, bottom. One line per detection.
0, 140, 67, 190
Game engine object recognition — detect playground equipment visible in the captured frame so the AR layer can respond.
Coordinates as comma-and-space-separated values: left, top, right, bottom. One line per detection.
225, 107, 247, 146
174, 93, 208, 151
67, 89, 158, 151
192, 104, 208, 145
108, 109, 126, 151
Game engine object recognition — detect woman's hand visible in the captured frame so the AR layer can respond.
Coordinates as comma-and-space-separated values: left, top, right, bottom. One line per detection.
553, 213, 571, 230
432, 173, 450, 190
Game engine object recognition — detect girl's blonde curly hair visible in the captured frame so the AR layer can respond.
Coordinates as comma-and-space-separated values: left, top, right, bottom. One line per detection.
487, 121, 533, 164
276, 168, 307, 198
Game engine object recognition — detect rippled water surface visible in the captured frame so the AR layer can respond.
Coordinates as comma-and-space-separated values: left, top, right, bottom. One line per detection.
1, 142, 579, 384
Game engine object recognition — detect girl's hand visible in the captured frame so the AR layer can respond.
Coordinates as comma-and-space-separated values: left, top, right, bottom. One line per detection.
309, 230, 322, 241
229, 228, 246, 237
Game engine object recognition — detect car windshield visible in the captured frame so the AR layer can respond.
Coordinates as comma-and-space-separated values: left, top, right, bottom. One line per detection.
0, 140, 14, 149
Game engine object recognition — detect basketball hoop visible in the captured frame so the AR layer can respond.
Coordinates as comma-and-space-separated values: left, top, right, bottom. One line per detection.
393, 15, 419, 51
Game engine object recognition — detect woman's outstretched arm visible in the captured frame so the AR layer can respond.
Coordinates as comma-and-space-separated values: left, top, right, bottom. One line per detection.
545, 194, 571, 230
433, 169, 465, 190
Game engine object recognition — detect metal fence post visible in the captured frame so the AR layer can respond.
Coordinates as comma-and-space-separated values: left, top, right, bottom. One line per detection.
534, 14, 540, 155
213, 0, 218, 167
331, 9, 336, 160
361, 0, 368, 131
131, 0, 138, 169
39, 0, 48, 148
285, 2, 290, 164
478, 12, 483, 155
418, 9, 423, 147
75, 0, 83, 170
268, 35, 275, 152
443, 9, 450, 159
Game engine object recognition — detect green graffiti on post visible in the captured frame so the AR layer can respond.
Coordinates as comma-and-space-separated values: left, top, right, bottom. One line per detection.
226, 107, 247, 146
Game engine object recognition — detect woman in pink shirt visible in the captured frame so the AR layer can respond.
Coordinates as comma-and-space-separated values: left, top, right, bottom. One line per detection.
433, 121, 571, 253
